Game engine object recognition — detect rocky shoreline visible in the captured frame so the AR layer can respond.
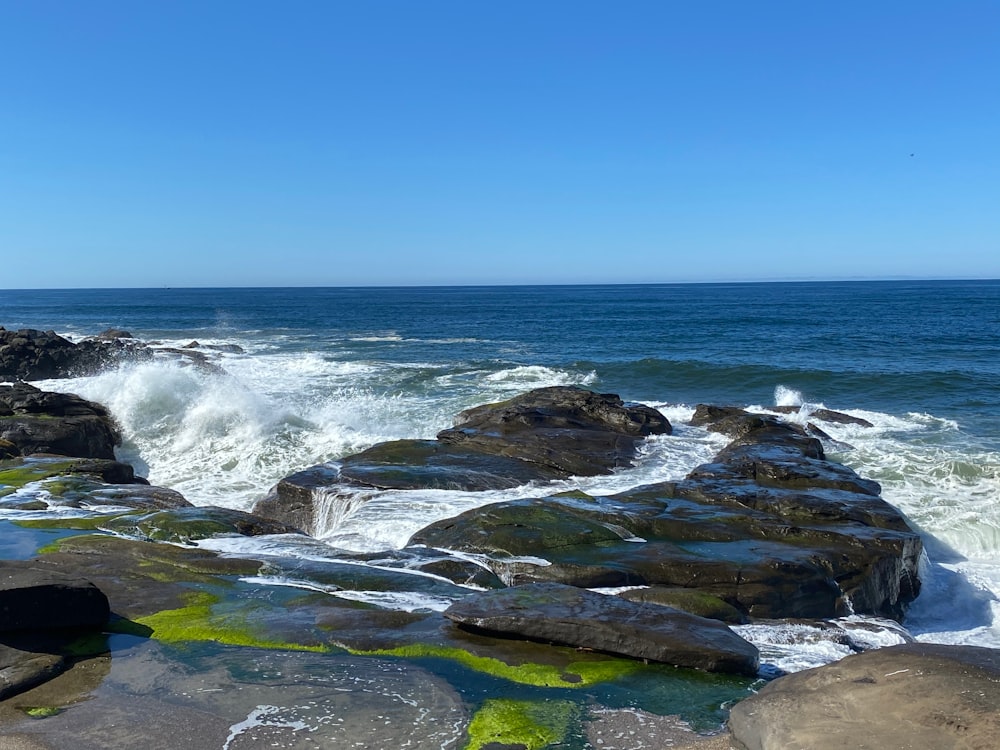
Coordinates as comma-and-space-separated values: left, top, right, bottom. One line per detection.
1, 326, 998, 749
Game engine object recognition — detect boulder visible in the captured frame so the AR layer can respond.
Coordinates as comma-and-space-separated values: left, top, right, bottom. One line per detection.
0, 383, 122, 460
437, 386, 671, 476
727, 643, 1000, 750
0, 562, 110, 631
443, 582, 759, 675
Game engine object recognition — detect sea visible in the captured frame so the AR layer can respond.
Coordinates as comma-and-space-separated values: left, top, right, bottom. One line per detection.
2, 280, 999, 677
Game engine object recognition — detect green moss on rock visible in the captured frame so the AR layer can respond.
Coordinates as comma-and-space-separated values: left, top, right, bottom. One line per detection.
121, 592, 331, 653
464, 698, 577, 750
350, 643, 641, 688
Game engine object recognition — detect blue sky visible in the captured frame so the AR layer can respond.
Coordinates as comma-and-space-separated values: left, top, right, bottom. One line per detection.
1, 1, 998, 287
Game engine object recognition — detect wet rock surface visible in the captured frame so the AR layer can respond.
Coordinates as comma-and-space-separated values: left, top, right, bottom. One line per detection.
727, 643, 1000, 750
444, 582, 760, 675
0, 383, 122, 460
409, 398, 921, 622
0, 327, 150, 382
255, 386, 672, 532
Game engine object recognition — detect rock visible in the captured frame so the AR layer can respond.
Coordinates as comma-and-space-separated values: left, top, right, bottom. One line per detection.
0, 563, 110, 631
256, 388, 672, 530
0, 456, 147, 492
93, 329, 133, 340
618, 586, 748, 624
0, 438, 18, 459
408, 404, 921, 621
100, 506, 303, 544
0, 327, 149, 381
769, 404, 875, 427
0, 329, 84, 381
443, 582, 759, 675
74, 483, 189, 510
0, 642, 67, 700
0, 383, 121, 460
727, 643, 1000, 750
438, 386, 671, 476
338, 440, 567, 491
253, 463, 344, 533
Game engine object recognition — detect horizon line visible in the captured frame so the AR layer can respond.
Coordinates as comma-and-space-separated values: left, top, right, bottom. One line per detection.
3, 276, 1000, 293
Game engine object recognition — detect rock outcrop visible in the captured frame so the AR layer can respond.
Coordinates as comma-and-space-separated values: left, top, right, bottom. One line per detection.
0, 327, 149, 381
256, 386, 672, 532
727, 643, 1000, 750
0, 383, 122, 460
444, 582, 760, 675
409, 400, 921, 622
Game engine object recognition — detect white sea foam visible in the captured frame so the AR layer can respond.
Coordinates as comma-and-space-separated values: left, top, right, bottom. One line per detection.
773, 385, 803, 406
483, 365, 597, 389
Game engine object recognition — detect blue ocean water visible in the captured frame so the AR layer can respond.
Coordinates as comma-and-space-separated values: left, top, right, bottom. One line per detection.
2, 280, 999, 669
4, 281, 998, 427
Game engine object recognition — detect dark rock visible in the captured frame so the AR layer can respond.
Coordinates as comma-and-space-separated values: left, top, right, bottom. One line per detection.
770, 404, 875, 427
728, 643, 1000, 750
0, 456, 147, 491
339, 440, 567, 491
257, 388, 672, 530
253, 463, 344, 534
618, 586, 748, 624
0, 562, 110, 631
0, 327, 149, 381
94, 329, 133, 340
101, 506, 303, 544
76, 483, 188, 510
443, 582, 759, 675
437, 386, 671, 476
0, 642, 68, 700
0, 383, 121, 460
407, 403, 920, 621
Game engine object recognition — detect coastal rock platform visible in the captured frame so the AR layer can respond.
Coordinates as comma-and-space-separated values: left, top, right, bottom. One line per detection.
728, 643, 1000, 750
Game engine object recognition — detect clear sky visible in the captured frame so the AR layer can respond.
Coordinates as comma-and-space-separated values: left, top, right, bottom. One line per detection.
1, 1, 998, 288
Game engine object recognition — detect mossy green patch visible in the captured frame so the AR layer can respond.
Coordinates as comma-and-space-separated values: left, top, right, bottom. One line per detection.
121, 592, 331, 653
0, 458, 77, 489
350, 643, 641, 688
14, 515, 121, 532
464, 698, 577, 750
23, 706, 63, 719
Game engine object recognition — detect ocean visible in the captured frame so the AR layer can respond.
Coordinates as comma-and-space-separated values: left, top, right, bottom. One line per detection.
2, 280, 999, 676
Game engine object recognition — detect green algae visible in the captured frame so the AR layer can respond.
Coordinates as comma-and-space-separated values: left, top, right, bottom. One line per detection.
119, 592, 331, 653
464, 698, 578, 750
350, 643, 642, 688
14, 516, 120, 532
23, 706, 63, 719
0, 459, 77, 489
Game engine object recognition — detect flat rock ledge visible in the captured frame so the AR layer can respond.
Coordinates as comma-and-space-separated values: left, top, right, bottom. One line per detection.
444, 582, 760, 676
727, 643, 1000, 750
